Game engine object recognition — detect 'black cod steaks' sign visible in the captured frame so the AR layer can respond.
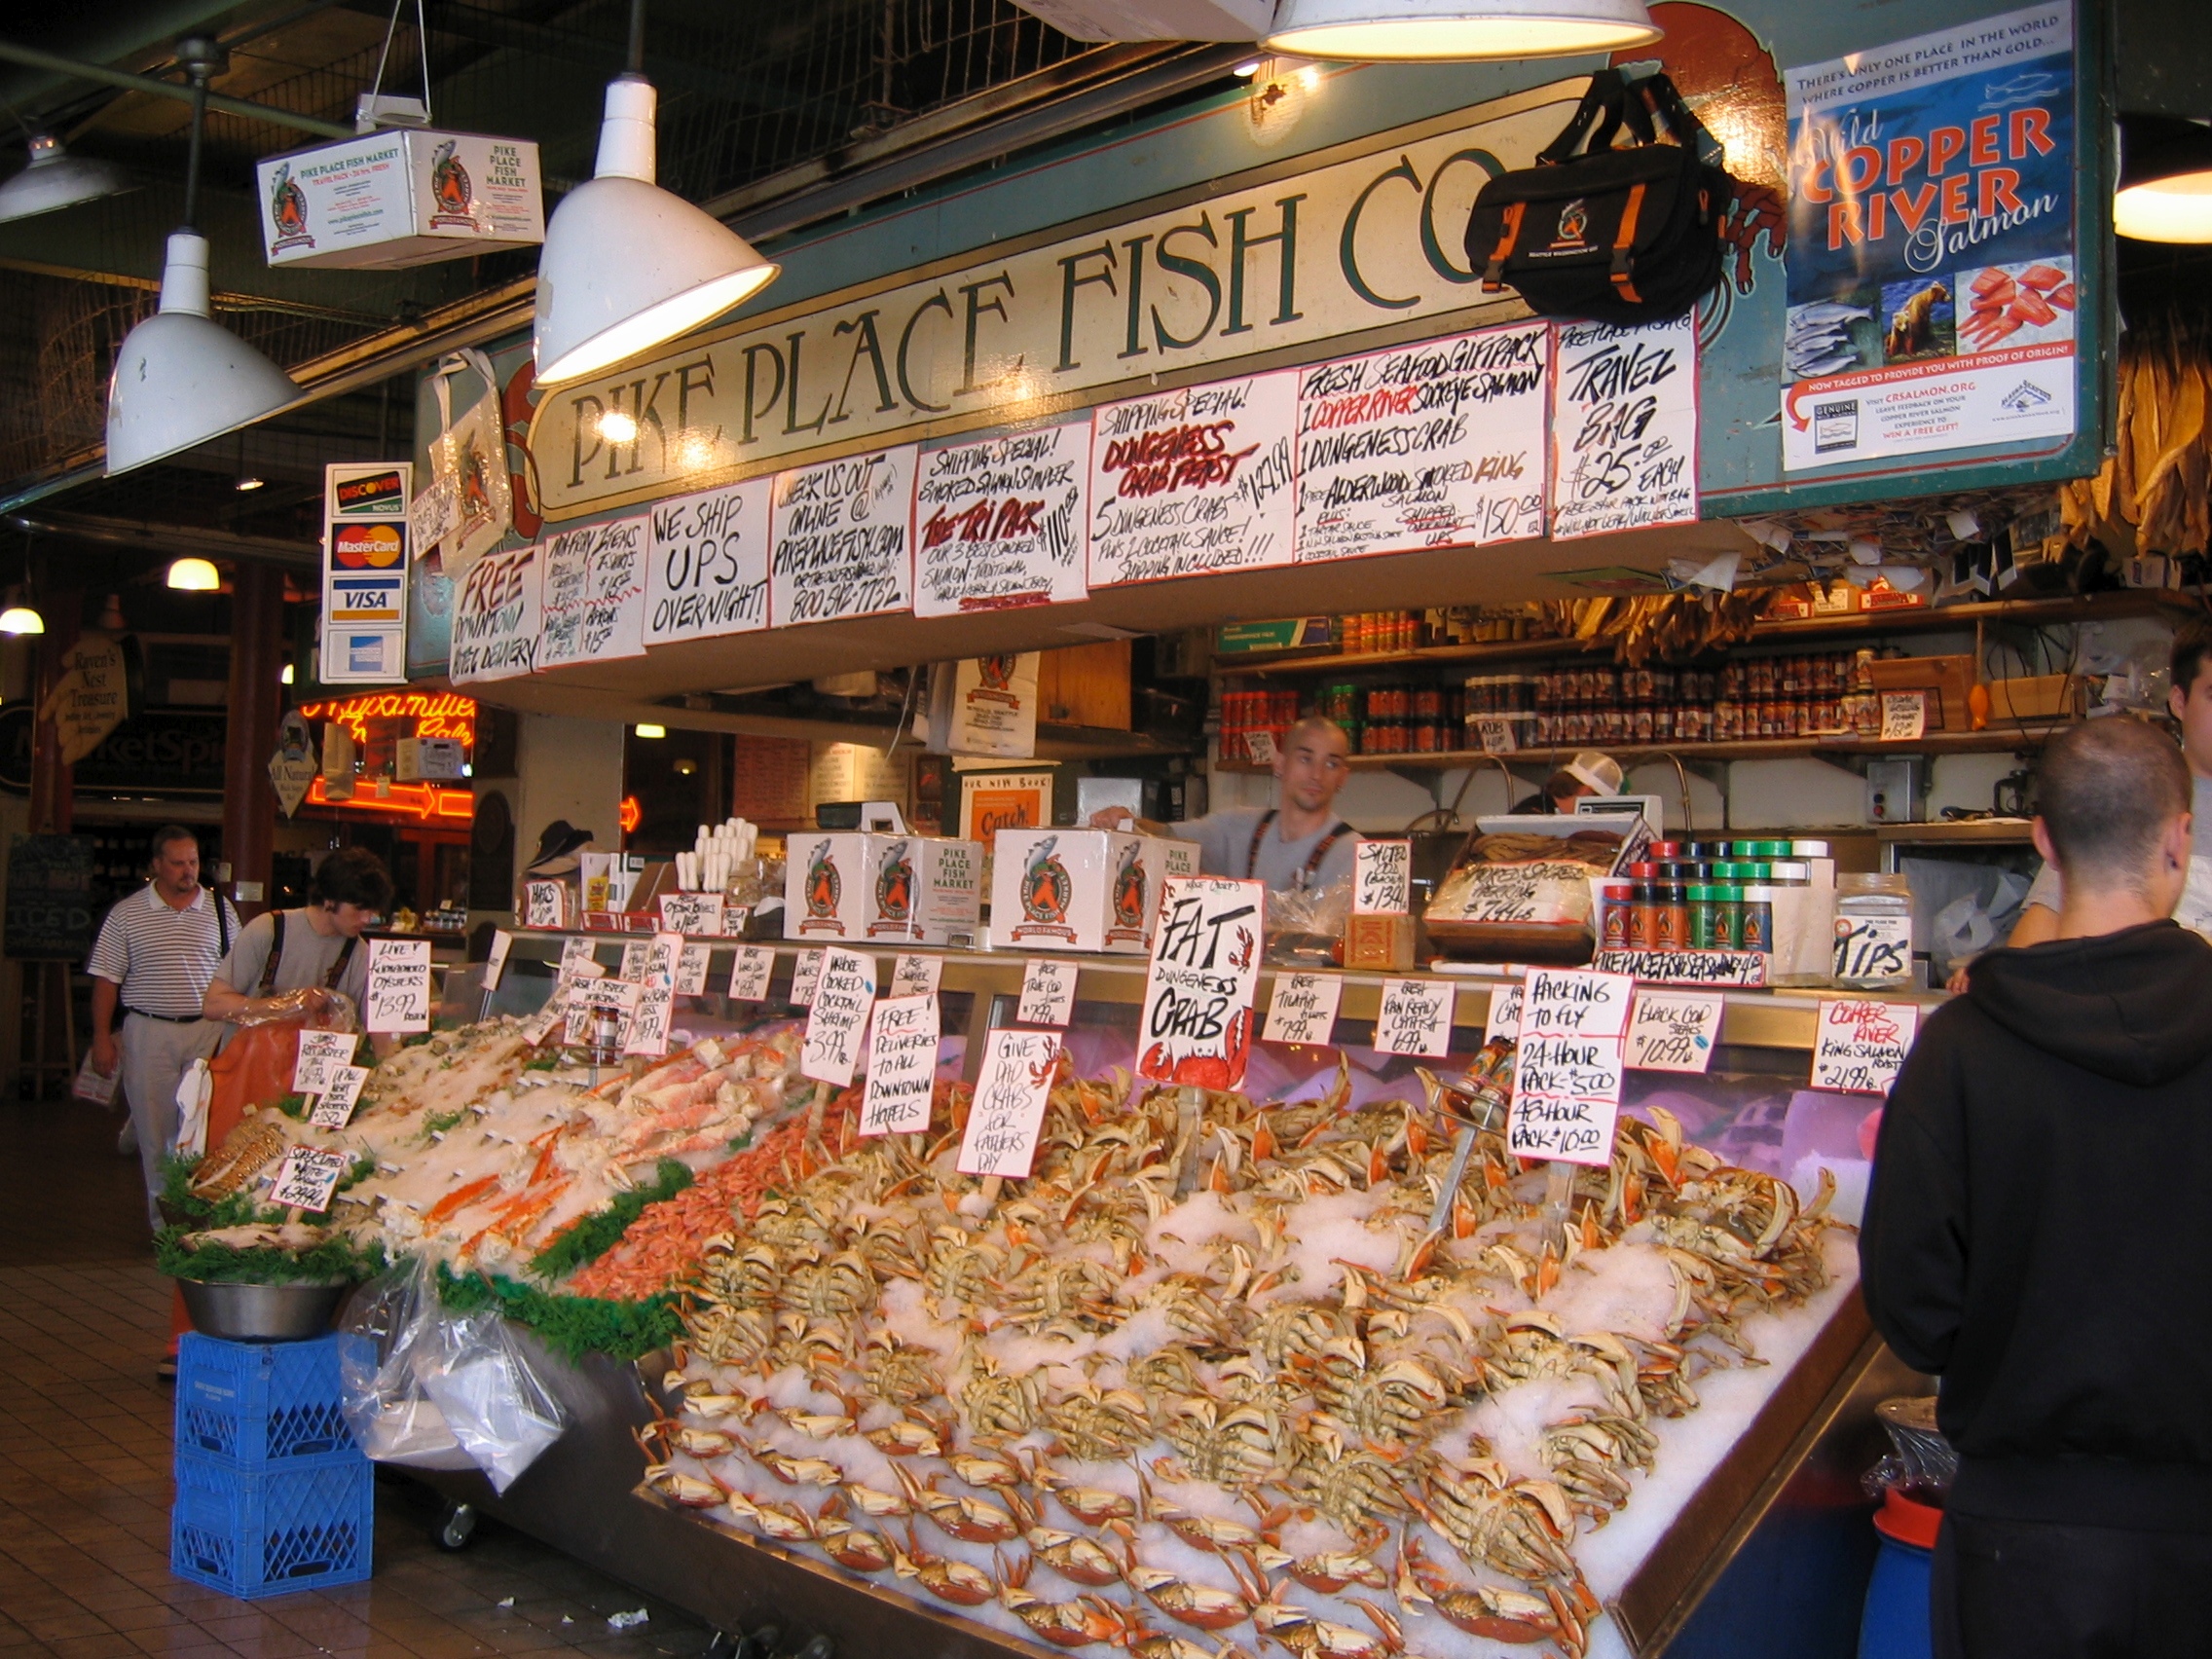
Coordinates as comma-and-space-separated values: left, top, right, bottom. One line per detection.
529, 83, 1585, 521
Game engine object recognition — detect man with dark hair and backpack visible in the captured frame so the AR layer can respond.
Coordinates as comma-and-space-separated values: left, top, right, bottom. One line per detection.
85, 825, 240, 1229
203, 845, 396, 1042
1863, 717, 2212, 1657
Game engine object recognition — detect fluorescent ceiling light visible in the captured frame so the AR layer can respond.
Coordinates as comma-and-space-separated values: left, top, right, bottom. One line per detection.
1266, 0, 1660, 57
634, 722, 667, 738
166, 557, 221, 591
534, 77, 779, 387
2117, 115, 2212, 243
0, 134, 128, 224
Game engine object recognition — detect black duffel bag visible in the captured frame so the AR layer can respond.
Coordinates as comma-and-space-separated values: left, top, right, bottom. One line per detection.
1463, 69, 1729, 326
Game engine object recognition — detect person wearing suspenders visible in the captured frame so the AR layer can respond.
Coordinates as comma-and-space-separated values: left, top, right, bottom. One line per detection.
202, 847, 396, 1042
1090, 716, 1362, 894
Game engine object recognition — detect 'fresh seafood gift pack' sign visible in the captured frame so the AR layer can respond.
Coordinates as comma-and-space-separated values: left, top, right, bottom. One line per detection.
1781, 1, 2077, 469
1137, 877, 1263, 1088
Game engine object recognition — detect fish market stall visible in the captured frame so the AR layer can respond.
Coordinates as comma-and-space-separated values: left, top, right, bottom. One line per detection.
305, 940, 1919, 1659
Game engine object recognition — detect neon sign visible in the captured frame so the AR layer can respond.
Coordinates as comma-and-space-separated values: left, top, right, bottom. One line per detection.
298, 691, 476, 749
305, 776, 475, 823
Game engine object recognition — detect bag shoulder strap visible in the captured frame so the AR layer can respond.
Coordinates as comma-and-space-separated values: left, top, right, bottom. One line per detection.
1246, 810, 1278, 880
213, 889, 230, 958
1304, 824, 1356, 886
1536, 69, 1628, 165
326, 932, 359, 990
257, 910, 286, 996
1632, 71, 1725, 169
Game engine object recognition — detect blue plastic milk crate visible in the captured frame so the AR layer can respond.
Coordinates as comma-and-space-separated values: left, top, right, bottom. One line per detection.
176, 1333, 359, 1469
170, 1449, 373, 1598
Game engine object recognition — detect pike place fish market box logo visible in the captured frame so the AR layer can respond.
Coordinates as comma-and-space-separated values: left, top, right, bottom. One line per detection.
427, 139, 474, 229
801, 840, 846, 936
268, 162, 312, 252
1108, 840, 1149, 946
969, 655, 1019, 704
870, 840, 914, 936
1014, 837, 1076, 942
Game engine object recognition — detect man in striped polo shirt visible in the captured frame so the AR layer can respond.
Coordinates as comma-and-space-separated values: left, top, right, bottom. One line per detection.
87, 827, 240, 1229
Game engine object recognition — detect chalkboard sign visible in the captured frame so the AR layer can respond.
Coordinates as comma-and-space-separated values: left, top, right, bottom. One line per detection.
6, 834, 96, 960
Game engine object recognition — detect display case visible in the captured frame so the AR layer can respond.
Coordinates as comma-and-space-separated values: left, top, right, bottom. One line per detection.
396, 937, 1918, 1659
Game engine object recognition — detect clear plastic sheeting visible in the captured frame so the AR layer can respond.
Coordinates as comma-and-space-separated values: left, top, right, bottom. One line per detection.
1863, 1394, 1957, 1500
339, 1261, 568, 1489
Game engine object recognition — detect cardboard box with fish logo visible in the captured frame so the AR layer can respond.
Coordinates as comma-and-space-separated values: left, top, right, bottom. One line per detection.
785, 833, 981, 945
987, 829, 1197, 955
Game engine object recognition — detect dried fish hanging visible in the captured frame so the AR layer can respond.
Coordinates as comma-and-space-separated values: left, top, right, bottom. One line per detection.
2061, 320, 2212, 558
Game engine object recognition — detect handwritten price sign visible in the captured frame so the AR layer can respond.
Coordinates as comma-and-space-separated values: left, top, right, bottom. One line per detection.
1137, 878, 1264, 1088
957, 1028, 1060, 1178
1262, 973, 1342, 1046
309, 1064, 370, 1128
1625, 990, 1724, 1073
292, 1030, 359, 1096
890, 953, 943, 999
267, 1146, 349, 1212
1508, 967, 1635, 1165
1352, 840, 1412, 915
363, 938, 431, 1034
800, 947, 876, 1088
659, 892, 726, 937
726, 945, 775, 1001
1017, 957, 1078, 1027
1812, 999, 1920, 1094
1375, 978, 1456, 1057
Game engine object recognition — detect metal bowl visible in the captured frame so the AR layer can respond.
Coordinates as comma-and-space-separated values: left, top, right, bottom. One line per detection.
176, 1278, 351, 1343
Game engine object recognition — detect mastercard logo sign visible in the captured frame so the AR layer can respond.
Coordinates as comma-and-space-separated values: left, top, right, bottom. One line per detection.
333, 524, 404, 569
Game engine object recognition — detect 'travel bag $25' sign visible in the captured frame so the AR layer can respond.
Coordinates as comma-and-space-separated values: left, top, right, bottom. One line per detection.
1137, 877, 1263, 1089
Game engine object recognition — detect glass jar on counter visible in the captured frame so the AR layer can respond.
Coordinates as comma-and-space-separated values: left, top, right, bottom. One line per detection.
1833, 871, 1915, 987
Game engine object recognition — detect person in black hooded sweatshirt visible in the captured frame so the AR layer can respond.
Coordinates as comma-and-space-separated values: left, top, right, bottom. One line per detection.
1863, 715, 2212, 1659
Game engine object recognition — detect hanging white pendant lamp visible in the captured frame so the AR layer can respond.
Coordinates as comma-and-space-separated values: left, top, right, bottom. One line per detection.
0, 134, 129, 224
533, 71, 779, 386
0, 602, 43, 637
104, 39, 300, 476
166, 557, 222, 592
2115, 116, 2212, 244
1265, 0, 1660, 58
107, 232, 302, 474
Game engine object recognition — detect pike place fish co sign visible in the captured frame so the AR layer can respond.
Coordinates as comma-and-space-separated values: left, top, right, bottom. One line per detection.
527, 82, 1590, 521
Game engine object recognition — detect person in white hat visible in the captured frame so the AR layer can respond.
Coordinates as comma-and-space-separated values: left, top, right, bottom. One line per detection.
1513, 750, 1624, 814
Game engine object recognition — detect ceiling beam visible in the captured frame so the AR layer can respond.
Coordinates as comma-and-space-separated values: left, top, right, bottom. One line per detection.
0, 37, 352, 138
7, 508, 318, 570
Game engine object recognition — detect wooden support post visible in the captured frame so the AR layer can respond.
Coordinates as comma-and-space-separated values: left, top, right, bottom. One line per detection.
222, 565, 285, 922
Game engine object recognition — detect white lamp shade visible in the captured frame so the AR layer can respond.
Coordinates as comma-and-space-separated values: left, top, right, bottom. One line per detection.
166, 557, 221, 591
0, 135, 128, 224
106, 233, 301, 476
0, 607, 45, 636
2116, 119, 2212, 243
533, 79, 778, 387
1266, 0, 1660, 57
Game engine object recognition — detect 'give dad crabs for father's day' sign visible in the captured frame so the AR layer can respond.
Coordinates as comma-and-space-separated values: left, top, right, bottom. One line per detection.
1137, 876, 1264, 1089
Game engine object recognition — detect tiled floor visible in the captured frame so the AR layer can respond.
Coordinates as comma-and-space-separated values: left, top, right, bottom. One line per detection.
0, 1100, 719, 1659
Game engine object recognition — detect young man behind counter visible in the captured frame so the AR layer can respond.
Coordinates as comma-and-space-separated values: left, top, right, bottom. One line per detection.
1089, 715, 1360, 894
1862, 717, 2212, 1658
